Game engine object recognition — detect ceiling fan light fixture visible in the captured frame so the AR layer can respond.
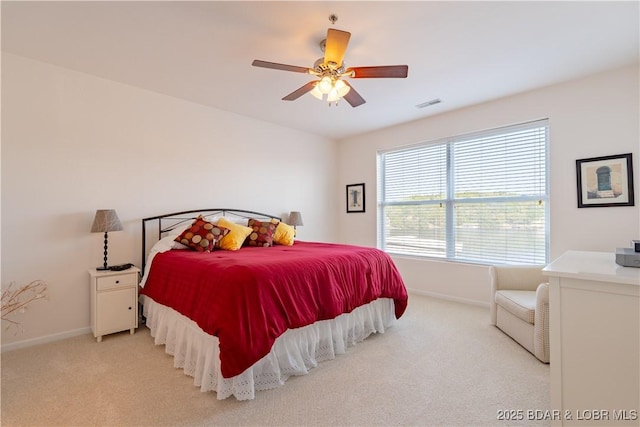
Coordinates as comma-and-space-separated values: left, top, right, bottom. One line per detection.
327, 89, 341, 103
334, 79, 350, 97
318, 76, 333, 94
310, 83, 324, 100
312, 76, 350, 104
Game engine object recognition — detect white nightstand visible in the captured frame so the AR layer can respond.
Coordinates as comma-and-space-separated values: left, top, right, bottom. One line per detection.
88, 267, 140, 342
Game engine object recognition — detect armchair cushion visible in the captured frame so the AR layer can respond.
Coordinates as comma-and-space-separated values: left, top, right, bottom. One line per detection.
495, 290, 536, 324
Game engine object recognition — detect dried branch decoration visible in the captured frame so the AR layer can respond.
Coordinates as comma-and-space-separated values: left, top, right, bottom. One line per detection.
1, 280, 48, 332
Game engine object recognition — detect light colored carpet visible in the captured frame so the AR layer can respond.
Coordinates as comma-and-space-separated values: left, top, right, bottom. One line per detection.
1, 294, 549, 426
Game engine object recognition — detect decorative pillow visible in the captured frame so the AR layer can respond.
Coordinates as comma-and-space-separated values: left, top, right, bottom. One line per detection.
217, 217, 254, 251
174, 216, 230, 252
272, 221, 296, 246
245, 219, 277, 247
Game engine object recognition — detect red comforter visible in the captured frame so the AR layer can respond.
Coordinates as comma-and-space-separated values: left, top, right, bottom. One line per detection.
141, 241, 408, 378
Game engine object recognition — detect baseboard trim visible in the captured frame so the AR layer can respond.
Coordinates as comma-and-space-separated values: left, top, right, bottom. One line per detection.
1, 327, 92, 353
407, 288, 489, 308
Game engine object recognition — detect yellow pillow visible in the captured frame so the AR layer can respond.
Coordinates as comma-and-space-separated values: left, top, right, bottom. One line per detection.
273, 221, 296, 246
216, 217, 253, 251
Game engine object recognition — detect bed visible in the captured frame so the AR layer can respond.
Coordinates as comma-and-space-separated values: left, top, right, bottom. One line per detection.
139, 209, 408, 400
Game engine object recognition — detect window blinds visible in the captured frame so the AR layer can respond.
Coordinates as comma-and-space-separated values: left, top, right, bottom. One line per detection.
378, 119, 548, 265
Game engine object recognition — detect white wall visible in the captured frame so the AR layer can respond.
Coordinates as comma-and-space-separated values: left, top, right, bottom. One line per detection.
1, 53, 338, 347
337, 64, 640, 305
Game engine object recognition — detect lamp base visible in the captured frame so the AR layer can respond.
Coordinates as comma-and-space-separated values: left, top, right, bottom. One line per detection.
96, 266, 110, 271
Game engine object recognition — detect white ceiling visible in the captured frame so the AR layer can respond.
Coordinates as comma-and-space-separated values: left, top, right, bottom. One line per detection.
2, 1, 638, 140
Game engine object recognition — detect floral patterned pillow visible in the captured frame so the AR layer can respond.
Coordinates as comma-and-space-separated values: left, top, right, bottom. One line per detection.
245, 218, 278, 247
174, 216, 229, 252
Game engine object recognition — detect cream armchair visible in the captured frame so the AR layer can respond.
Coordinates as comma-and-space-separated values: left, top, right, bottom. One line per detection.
489, 265, 549, 363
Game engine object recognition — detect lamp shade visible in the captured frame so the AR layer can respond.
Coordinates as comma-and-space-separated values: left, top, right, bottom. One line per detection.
91, 209, 123, 233
288, 211, 304, 227
334, 79, 350, 97
310, 83, 324, 100
318, 76, 333, 94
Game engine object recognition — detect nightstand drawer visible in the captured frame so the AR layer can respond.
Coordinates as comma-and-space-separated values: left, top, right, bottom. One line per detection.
96, 273, 137, 291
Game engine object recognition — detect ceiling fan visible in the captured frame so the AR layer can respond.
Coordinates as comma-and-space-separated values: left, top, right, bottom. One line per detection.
251, 15, 408, 107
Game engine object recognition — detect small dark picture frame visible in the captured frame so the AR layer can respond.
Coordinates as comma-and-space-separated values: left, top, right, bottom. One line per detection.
346, 183, 365, 213
576, 153, 634, 208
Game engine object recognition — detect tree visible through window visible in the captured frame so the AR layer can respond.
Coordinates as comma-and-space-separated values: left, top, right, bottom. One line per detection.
377, 120, 549, 265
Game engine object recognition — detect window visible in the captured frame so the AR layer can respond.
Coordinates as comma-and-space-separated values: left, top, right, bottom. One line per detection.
378, 119, 548, 265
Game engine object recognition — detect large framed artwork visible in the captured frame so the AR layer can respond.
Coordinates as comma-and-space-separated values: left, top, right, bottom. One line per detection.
346, 183, 365, 213
576, 153, 634, 208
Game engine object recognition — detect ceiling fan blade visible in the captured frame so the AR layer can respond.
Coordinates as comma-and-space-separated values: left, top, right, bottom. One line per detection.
342, 81, 366, 107
347, 65, 409, 78
252, 60, 311, 74
282, 81, 317, 101
324, 28, 351, 67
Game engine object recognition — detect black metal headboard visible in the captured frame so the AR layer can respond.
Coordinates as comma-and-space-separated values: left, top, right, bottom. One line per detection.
141, 208, 282, 273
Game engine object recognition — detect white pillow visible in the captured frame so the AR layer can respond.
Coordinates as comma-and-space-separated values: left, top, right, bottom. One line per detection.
208, 215, 250, 226
163, 234, 190, 251
139, 235, 186, 288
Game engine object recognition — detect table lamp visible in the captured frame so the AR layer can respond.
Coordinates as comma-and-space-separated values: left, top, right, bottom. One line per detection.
288, 211, 303, 230
91, 209, 123, 270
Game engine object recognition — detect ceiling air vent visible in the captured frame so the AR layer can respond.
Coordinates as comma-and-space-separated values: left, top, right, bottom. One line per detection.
416, 98, 442, 108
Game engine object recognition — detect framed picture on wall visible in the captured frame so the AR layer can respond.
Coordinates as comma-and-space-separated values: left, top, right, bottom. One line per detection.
576, 153, 634, 208
346, 183, 365, 213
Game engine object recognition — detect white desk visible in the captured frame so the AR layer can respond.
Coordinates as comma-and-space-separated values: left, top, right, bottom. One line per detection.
543, 251, 640, 426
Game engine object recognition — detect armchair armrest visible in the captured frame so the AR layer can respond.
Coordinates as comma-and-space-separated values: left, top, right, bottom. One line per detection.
534, 282, 550, 363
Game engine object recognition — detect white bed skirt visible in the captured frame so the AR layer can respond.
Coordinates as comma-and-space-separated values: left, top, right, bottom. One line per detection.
141, 295, 397, 400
